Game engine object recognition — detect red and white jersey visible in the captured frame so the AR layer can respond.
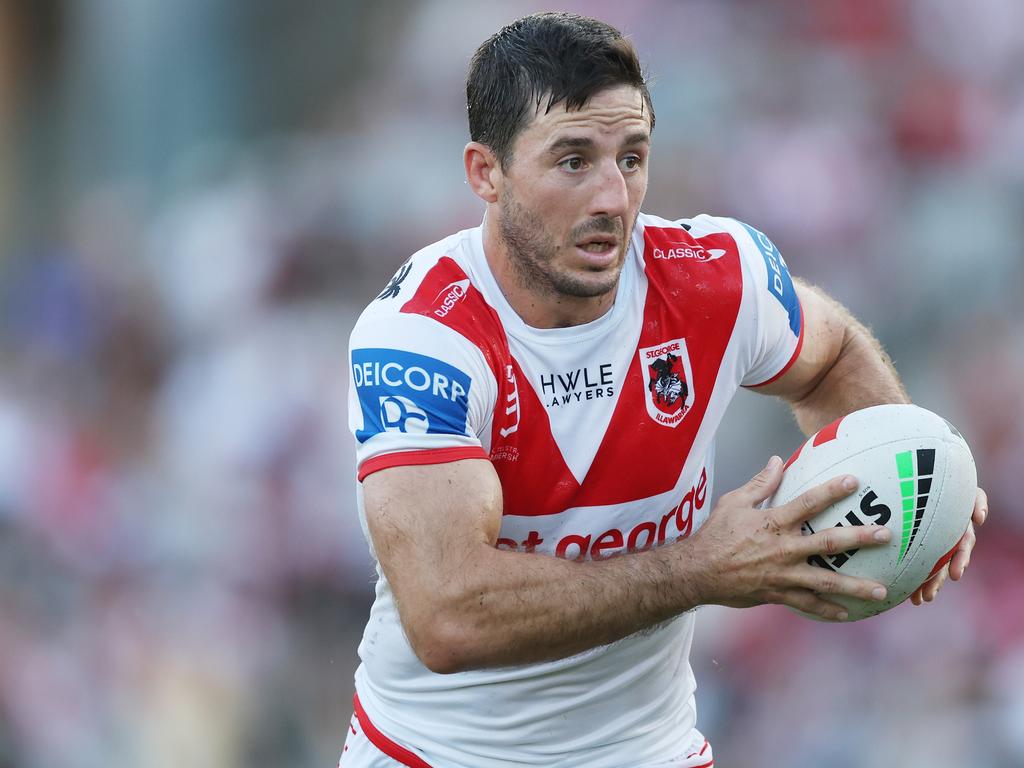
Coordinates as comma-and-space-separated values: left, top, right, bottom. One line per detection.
346, 212, 803, 767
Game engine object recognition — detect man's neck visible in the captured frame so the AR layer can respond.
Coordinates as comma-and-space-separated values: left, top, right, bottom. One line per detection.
480, 218, 619, 329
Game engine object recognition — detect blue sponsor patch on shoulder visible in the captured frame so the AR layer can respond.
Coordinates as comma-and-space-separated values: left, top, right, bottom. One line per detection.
352, 348, 472, 443
738, 221, 801, 337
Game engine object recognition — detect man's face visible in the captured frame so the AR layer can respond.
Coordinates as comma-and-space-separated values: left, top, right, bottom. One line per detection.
495, 85, 651, 301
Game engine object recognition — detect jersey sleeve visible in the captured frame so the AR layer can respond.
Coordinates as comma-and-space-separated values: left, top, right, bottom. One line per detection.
721, 218, 804, 387
348, 310, 496, 481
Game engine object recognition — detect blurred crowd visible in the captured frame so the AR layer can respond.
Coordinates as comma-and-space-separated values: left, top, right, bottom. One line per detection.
0, 1, 1021, 767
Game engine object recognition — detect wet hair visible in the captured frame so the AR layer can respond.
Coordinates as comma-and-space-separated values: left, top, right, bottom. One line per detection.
466, 12, 654, 167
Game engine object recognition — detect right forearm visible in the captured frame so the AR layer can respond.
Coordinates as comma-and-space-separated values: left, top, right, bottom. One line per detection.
372, 457, 895, 675
402, 539, 705, 673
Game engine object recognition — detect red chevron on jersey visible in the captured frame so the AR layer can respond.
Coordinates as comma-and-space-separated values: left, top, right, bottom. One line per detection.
574, 227, 742, 507
398, 230, 744, 516
400, 257, 581, 516
401, 257, 494, 353
400, 256, 522, 445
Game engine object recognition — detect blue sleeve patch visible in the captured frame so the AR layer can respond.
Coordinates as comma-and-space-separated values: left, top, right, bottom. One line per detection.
352, 348, 473, 443
739, 221, 801, 337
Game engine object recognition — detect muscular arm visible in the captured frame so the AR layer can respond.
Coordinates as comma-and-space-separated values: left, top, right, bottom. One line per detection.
363, 455, 890, 674
754, 279, 910, 433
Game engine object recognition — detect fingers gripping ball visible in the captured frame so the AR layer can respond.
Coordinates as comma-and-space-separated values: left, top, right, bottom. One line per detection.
768, 404, 977, 621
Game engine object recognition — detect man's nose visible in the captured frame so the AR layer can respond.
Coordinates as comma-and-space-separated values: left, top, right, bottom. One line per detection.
589, 160, 629, 220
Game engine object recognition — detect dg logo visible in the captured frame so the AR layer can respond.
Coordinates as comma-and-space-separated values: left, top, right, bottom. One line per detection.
379, 395, 430, 434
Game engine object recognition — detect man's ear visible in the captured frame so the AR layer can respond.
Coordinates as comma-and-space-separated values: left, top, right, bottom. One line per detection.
464, 142, 501, 204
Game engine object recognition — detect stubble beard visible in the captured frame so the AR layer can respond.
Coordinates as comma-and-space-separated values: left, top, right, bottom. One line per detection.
497, 190, 629, 300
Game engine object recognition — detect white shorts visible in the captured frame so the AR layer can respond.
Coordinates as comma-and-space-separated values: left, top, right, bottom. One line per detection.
337, 693, 714, 768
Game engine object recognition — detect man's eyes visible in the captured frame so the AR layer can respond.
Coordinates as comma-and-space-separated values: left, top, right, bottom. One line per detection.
557, 155, 643, 172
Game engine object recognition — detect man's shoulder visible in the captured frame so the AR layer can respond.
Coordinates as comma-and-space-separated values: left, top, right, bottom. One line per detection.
363, 227, 478, 312
633, 211, 756, 272
635, 211, 744, 238
636, 212, 801, 352
635, 212, 781, 273
351, 226, 489, 346
349, 225, 506, 362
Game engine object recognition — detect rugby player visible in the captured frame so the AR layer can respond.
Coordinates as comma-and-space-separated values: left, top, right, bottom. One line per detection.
342, 13, 986, 767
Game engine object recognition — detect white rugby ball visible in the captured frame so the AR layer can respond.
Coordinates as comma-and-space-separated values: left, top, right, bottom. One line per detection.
768, 404, 977, 621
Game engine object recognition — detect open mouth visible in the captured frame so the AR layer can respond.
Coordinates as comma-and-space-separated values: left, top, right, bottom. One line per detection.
575, 236, 618, 255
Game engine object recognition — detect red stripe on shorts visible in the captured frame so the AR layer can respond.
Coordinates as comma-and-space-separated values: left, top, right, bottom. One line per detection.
352, 691, 712, 767
352, 693, 434, 768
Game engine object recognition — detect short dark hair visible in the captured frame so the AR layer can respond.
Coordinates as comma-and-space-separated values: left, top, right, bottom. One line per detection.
466, 13, 654, 167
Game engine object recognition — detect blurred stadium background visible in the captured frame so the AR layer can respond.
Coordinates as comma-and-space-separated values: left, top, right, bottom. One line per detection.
0, 1, 1021, 766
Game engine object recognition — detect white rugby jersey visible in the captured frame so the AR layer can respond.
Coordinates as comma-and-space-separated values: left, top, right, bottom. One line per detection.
346, 212, 803, 767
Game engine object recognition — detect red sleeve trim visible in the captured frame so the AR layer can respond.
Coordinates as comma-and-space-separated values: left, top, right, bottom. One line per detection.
353, 693, 434, 768
743, 297, 805, 389
357, 446, 489, 482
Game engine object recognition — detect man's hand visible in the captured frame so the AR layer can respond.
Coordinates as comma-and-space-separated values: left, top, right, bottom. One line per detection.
910, 487, 988, 605
689, 455, 892, 622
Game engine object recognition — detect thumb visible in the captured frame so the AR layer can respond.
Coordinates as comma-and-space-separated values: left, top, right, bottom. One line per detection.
736, 455, 784, 506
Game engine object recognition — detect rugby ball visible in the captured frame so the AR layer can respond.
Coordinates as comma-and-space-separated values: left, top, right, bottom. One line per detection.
768, 404, 977, 621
